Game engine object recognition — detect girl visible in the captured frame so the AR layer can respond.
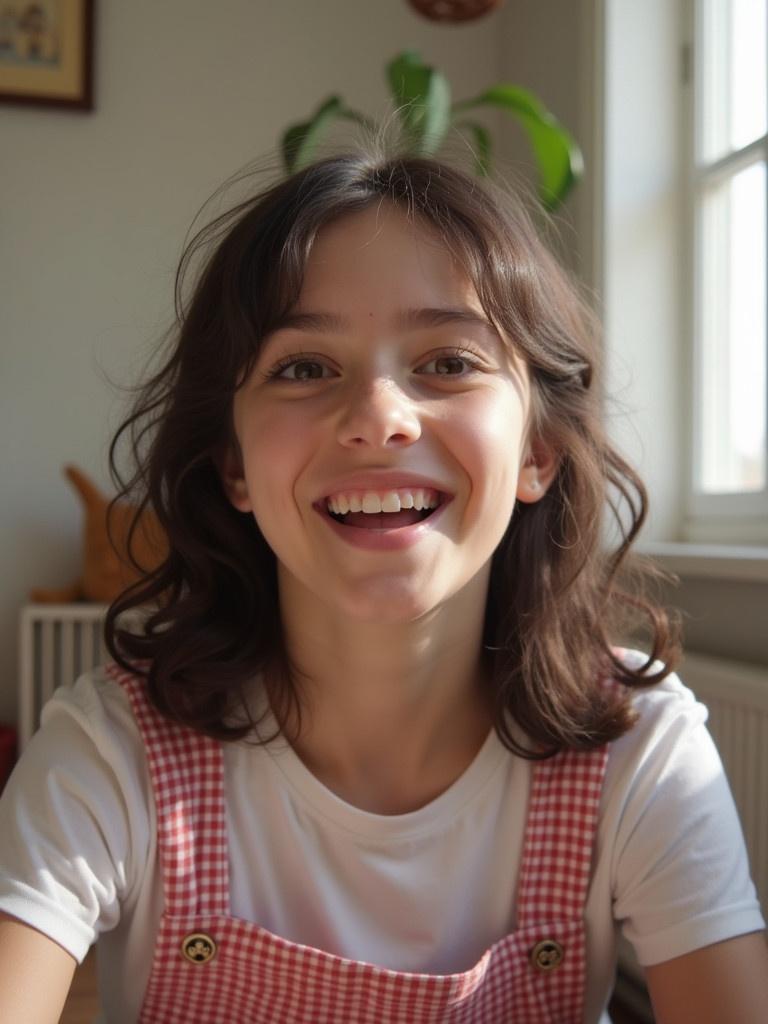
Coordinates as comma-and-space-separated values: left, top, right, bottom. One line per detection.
0, 147, 765, 1024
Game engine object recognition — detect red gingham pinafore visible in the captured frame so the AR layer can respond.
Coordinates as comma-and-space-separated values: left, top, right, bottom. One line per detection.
107, 664, 608, 1023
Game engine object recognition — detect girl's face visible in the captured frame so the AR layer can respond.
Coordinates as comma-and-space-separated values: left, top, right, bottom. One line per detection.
223, 203, 555, 625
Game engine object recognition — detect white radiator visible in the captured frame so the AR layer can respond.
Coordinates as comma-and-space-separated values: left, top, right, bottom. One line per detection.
18, 603, 110, 751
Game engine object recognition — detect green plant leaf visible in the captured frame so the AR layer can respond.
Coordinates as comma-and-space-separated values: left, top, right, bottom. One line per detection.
453, 85, 583, 208
281, 95, 367, 174
386, 51, 451, 156
453, 119, 493, 176
281, 123, 311, 175
282, 97, 376, 174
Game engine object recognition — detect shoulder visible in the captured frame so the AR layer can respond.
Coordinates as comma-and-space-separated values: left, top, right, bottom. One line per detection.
13, 665, 155, 876
609, 648, 708, 761
39, 663, 147, 772
42, 661, 139, 721
0, 666, 156, 960
598, 648, 719, 879
602, 648, 713, 825
19, 664, 152, 831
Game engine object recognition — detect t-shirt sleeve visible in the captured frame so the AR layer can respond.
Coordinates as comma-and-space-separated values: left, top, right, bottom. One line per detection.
0, 669, 152, 963
608, 662, 765, 966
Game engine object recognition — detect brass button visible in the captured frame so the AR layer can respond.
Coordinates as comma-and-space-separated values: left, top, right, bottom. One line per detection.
530, 939, 564, 972
181, 932, 217, 964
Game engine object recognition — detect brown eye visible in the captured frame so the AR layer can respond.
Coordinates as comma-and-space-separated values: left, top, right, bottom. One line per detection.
268, 358, 330, 381
416, 347, 484, 378
434, 356, 467, 375
290, 361, 324, 380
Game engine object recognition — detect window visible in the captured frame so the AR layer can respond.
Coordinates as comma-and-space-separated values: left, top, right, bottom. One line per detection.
687, 0, 768, 541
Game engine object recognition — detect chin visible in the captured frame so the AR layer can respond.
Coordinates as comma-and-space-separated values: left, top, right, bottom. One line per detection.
336, 580, 444, 625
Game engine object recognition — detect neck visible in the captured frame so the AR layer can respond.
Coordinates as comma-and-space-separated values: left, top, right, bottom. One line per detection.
268, 567, 494, 813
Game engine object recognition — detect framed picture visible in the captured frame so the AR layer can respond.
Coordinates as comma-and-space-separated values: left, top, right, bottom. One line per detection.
0, 0, 94, 110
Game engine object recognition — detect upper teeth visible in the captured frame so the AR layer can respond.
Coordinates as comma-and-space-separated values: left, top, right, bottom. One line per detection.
326, 488, 440, 515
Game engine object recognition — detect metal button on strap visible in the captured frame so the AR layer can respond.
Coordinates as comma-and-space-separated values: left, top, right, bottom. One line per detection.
530, 938, 565, 972
181, 932, 217, 964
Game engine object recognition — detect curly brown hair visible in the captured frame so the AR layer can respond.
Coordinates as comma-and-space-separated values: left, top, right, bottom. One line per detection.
106, 145, 680, 758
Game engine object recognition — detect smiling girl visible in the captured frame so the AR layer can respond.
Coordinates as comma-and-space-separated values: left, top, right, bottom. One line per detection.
0, 149, 765, 1023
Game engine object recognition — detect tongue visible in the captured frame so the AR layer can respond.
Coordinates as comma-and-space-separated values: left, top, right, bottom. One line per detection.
344, 509, 425, 529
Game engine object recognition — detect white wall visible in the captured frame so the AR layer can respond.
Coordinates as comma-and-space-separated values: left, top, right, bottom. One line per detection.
500, 0, 690, 546
0, 1, 591, 725
602, 0, 685, 542
497, 0, 596, 284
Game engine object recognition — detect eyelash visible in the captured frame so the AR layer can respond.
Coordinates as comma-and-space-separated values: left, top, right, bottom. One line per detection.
262, 346, 486, 382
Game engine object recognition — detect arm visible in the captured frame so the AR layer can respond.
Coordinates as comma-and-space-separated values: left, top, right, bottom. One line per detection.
0, 912, 76, 1023
0, 673, 149, 1019
645, 931, 768, 1024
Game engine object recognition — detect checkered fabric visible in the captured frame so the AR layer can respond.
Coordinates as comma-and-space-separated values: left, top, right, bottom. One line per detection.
107, 663, 608, 1023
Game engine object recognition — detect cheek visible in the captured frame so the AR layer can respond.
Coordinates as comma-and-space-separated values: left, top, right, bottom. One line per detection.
453, 394, 526, 499
240, 412, 315, 519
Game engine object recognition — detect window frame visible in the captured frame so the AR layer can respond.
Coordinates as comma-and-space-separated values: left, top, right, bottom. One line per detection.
683, 0, 768, 543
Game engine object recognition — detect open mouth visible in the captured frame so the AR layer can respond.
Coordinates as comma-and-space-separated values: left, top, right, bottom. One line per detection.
320, 490, 449, 530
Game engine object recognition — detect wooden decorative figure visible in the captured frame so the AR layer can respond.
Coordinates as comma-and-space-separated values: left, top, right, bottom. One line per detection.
30, 465, 167, 604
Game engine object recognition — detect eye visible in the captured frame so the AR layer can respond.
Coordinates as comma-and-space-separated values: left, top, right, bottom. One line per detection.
431, 356, 469, 376
417, 348, 484, 376
265, 356, 334, 381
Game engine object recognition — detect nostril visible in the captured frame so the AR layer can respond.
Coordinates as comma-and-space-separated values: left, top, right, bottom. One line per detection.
337, 397, 422, 449
348, 433, 414, 447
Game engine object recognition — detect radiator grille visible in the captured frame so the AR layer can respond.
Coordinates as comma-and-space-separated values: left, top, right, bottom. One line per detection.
18, 604, 110, 750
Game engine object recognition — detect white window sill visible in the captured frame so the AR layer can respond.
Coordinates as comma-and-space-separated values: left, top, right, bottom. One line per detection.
636, 542, 768, 583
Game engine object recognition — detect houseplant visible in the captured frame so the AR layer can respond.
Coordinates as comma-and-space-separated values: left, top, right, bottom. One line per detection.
281, 50, 582, 210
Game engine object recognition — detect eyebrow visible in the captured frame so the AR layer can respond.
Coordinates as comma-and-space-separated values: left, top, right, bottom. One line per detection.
271, 306, 502, 339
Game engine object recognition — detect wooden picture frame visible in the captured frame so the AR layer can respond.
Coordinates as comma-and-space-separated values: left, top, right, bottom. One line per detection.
0, 0, 94, 111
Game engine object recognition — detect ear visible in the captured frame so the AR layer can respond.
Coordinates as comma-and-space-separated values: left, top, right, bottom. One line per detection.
217, 443, 253, 513
516, 438, 559, 504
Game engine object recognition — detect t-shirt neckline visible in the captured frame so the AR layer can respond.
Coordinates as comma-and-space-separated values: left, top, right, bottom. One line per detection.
263, 721, 509, 840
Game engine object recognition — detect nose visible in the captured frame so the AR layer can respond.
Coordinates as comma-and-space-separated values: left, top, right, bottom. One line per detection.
336, 377, 422, 449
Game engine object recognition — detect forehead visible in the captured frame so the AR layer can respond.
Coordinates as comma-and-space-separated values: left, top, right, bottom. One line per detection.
298, 203, 480, 309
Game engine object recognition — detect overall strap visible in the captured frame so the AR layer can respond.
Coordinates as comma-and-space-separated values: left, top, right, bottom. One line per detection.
516, 744, 608, 927
106, 663, 230, 917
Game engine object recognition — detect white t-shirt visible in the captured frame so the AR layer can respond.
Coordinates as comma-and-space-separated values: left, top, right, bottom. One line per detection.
0, 651, 763, 1024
